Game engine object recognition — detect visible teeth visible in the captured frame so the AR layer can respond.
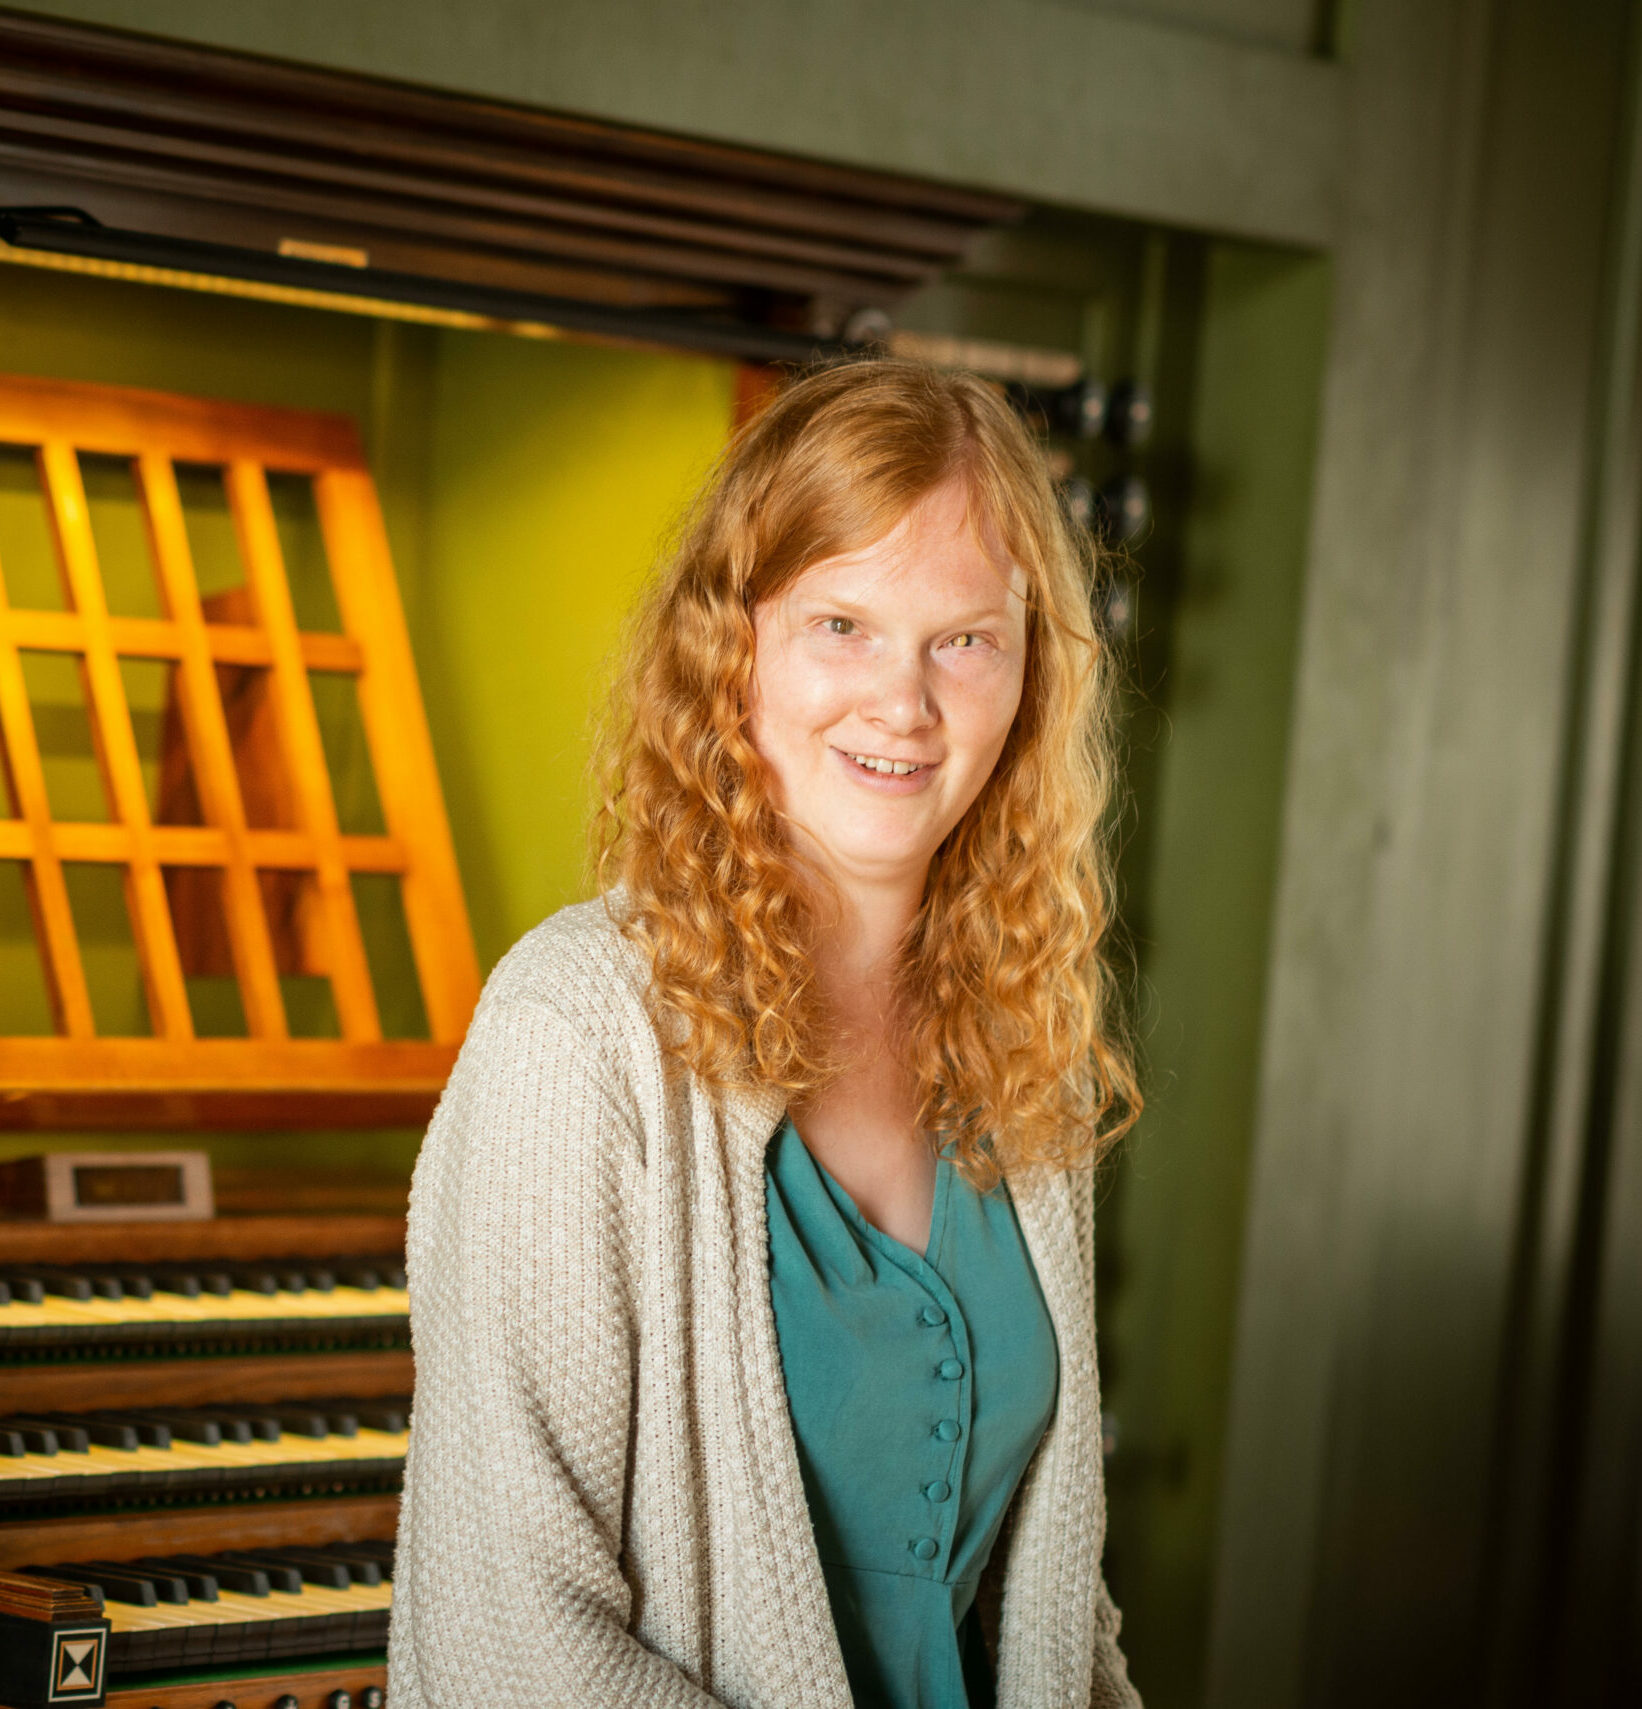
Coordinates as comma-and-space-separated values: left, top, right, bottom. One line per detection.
848, 752, 923, 775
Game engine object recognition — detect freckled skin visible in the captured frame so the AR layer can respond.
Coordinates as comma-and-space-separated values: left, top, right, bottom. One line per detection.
747, 477, 1028, 1253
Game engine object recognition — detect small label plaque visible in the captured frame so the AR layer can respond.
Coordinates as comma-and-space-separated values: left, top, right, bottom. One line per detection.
0, 1150, 213, 1222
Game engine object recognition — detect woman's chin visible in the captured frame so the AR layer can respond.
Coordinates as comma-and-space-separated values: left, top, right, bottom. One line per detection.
813, 834, 941, 893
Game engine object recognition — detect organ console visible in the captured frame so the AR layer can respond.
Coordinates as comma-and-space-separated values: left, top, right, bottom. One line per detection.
0, 1212, 410, 1709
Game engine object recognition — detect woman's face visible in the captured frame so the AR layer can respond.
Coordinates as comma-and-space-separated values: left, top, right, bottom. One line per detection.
748, 477, 1029, 897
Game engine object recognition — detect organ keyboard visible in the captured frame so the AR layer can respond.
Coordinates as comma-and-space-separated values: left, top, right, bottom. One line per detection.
0, 1214, 409, 1709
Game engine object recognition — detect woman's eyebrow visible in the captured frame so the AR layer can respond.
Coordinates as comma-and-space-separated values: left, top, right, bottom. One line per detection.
790, 590, 1019, 625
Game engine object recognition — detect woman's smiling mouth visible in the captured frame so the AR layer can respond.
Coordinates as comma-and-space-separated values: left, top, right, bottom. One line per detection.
833, 747, 940, 786
844, 750, 928, 775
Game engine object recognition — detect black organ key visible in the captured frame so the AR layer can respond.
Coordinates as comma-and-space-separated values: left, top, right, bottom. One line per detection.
226, 1262, 312, 1294
211, 1408, 283, 1441
353, 1404, 408, 1432
8, 1418, 89, 1452
314, 1547, 386, 1585
215, 1552, 303, 1594
302, 1266, 338, 1292
337, 1264, 381, 1291
268, 1408, 342, 1439
92, 1412, 172, 1447
34, 1267, 124, 1300
82, 1560, 189, 1603
220, 1415, 281, 1442
0, 1278, 11, 1304
130, 1557, 220, 1599
1, 1421, 60, 1454
34, 1413, 140, 1450
0, 1426, 28, 1456
118, 1410, 221, 1445
244, 1548, 352, 1589
0, 1273, 53, 1303
32, 1563, 157, 1606
157, 1553, 271, 1595
22, 1269, 93, 1301
100, 1266, 157, 1299
174, 1408, 253, 1444
294, 1548, 381, 1586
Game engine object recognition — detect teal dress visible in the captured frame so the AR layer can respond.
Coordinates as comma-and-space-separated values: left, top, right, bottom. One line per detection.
765, 1115, 1059, 1709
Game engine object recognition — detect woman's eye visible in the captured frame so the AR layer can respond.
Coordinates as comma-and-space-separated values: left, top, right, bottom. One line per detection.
823, 616, 856, 635
948, 632, 981, 649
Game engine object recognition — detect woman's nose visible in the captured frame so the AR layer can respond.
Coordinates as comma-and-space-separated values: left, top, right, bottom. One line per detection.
862, 649, 936, 731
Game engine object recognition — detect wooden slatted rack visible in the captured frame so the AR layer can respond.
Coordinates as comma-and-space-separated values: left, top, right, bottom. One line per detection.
0, 373, 480, 1127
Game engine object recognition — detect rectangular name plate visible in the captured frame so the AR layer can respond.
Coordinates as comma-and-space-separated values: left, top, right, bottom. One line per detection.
0, 1150, 214, 1222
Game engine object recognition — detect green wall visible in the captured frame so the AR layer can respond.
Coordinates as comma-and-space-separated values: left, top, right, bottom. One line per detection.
0, 261, 735, 1175
419, 331, 733, 969
1102, 240, 1330, 1706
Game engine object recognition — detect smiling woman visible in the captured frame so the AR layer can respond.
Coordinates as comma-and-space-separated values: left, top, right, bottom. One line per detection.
388, 359, 1143, 1709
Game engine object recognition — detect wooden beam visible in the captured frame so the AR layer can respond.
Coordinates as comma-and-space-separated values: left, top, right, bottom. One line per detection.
0, 1, 1339, 249
0, 1494, 400, 1568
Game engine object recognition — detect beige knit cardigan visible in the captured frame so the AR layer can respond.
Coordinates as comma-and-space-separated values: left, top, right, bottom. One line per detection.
386, 898, 1141, 1708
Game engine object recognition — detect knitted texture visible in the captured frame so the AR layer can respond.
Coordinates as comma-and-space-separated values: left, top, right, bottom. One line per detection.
386, 898, 1141, 1708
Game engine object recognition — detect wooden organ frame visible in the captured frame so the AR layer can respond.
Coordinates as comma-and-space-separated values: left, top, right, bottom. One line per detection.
0, 373, 480, 1129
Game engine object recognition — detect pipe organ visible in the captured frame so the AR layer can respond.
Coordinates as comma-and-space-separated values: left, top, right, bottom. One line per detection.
0, 1211, 409, 1709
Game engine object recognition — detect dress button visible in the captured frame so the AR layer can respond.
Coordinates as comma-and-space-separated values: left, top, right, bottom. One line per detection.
925, 1480, 952, 1502
937, 1358, 965, 1380
919, 1305, 947, 1327
910, 1536, 940, 1561
934, 1419, 962, 1442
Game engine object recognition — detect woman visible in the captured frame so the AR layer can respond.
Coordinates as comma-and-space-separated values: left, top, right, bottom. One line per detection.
387, 359, 1142, 1709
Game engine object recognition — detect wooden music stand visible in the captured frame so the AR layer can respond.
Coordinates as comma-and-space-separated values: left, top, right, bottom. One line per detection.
0, 374, 480, 1128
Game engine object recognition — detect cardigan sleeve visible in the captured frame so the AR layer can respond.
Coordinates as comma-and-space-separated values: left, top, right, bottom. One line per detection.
386, 990, 719, 1708
1087, 1185, 1143, 1709
1090, 1572, 1142, 1707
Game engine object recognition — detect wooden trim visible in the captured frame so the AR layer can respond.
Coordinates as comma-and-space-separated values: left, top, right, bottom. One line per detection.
4, 607, 364, 672
227, 462, 380, 1041
139, 452, 286, 1039
0, 372, 365, 471
39, 441, 194, 1042
0, 11, 1023, 328
0, 822, 406, 872
315, 471, 480, 1041
0, 1350, 413, 1411
0, 1494, 400, 1569
99, 1661, 388, 1709
0, 1036, 454, 1092
0, 12, 1013, 220
0, 581, 93, 1039
0, 1211, 404, 1263
0, 1086, 440, 1130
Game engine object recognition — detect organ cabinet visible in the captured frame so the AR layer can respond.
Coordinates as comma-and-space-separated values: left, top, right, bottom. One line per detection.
0, 1212, 410, 1709
0, 370, 481, 1707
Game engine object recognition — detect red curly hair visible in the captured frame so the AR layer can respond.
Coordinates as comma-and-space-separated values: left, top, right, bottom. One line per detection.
592, 357, 1137, 1183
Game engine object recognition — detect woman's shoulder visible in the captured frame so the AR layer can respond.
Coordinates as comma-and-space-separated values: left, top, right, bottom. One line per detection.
434, 894, 659, 1144
478, 892, 648, 1027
